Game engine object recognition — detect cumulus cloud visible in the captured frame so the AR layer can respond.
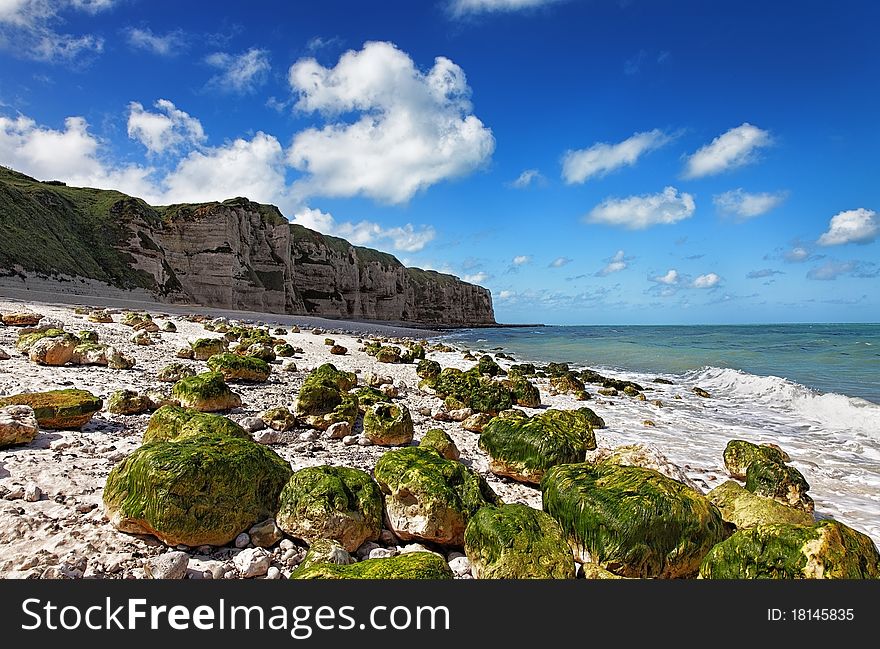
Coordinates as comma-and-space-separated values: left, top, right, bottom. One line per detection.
586, 186, 695, 230
817, 208, 878, 246
127, 99, 205, 155
596, 250, 628, 276
692, 272, 721, 288
807, 260, 879, 281
510, 168, 542, 188
125, 27, 186, 56
205, 48, 271, 94
746, 268, 784, 279
562, 129, 672, 184
293, 207, 436, 253
449, 0, 562, 15
462, 271, 489, 284
549, 256, 571, 268
684, 123, 772, 178
0, 0, 114, 62
512, 255, 531, 266
652, 269, 679, 285
713, 188, 787, 219
287, 41, 494, 204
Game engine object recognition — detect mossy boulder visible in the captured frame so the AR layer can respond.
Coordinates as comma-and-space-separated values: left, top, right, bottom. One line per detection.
549, 372, 585, 395
0, 389, 102, 430
78, 330, 98, 343
408, 344, 426, 360
103, 433, 292, 547
420, 428, 460, 460
541, 463, 727, 578
723, 439, 790, 479
429, 368, 514, 414
15, 328, 68, 353
363, 402, 414, 446
171, 372, 242, 412
242, 342, 276, 362
604, 378, 644, 393
207, 352, 271, 383
296, 364, 359, 431
329, 344, 347, 355
416, 359, 441, 380
71, 342, 108, 365
707, 481, 814, 529
143, 405, 250, 444
190, 338, 227, 361
157, 363, 197, 383
745, 457, 814, 512
508, 363, 536, 377
479, 408, 597, 484
291, 551, 453, 580
274, 343, 296, 358
584, 444, 700, 491
507, 375, 541, 408
374, 446, 500, 546
465, 504, 575, 579
275, 466, 383, 552
544, 362, 570, 377
260, 407, 298, 432
699, 520, 880, 579
354, 386, 391, 409
107, 390, 153, 416
376, 346, 402, 363
476, 355, 504, 377
2, 312, 43, 326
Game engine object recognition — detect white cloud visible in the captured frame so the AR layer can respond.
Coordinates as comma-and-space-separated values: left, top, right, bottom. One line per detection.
125, 27, 185, 56
450, 0, 561, 14
549, 256, 571, 268
692, 273, 721, 288
127, 99, 205, 155
684, 123, 772, 178
596, 249, 627, 276
817, 208, 878, 246
293, 207, 436, 253
462, 271, 489, 284
784, 246, 811, 262
510, 168, 542, 188
512, 255, 531, 266
713, 188, 787, 219
205, 48, 271, 94
562, 129, 671, 184
0, 0, 113, 62
586, 186, 695, 230
287, 41, 494, 204
496, 290, 516, 300
653, 269, 679, 285
807, 260, 878, 281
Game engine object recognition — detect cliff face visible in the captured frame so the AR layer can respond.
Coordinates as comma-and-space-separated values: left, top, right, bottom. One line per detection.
0, 167, 495, 326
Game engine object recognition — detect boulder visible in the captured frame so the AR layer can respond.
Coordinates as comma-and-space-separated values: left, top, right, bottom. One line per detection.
584, 444, 700, 491
0, 389, 102, 430
723, 439, 790, 479
132, 332, 154, 346
506, 376, 541, 408
707, 481, 814, 529
376, 346, 402, 363
71, 342, 109, 366
260, 407, 299, 432
87, 310, 113, 323
143, 405, 250, 444
190, 338, 227, 361
15, 328, 68, 354
243, 343, 276, 362
206, 353, 271, 383
171, 372, 242, 412
107, 390, 153, 416
29, 334, 79, 366
234, 548, 271, 578
416, 359, 442, 380
541, 463, 727, 578
157, 363, 197, 383
274, 343, 296, 357
461, 412, 493, 433
549, 373, 585, 395
291, 551, 453, 579
363, 403, 414, 446
295, 364, 359, 431
248, 519, 283, 548
419, 428, 460, 460
143, 551, 189, 579
106, 347, 135, 369
374, 446, 500, 546
699, 520, 880, 579
0, 347, 9, 360
275, 465, 383, 552
465, 504, 575, 579
427, 368, 514, 415
0, 405, 39, 448
103, 433, 292, 547
1, 312, 43, 326
354, 386, 392, 409
329, 345, 347, 355
692, 386, 711, 398
476, 355, 504, 377
745, 457, 814, 512
479, 408, 597, 484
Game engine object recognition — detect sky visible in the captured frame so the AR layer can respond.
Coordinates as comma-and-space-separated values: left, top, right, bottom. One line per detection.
0, 0, 878, 325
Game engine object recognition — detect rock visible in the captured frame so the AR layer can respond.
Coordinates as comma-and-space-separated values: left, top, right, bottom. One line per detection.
363, 402, 414, 446
448, 556, 471, 577
623, 385, 641, 397
240, 416, 267, 433
190, 338, 227, 361
234, 533, 250, 549
325, 421, 351, 440
260, 407, 298, 432
176, 347, 195, 359
354, 386, 392, 410
365, 372, 394, 387
157, 363, 198, 383
276, 465, 383, 552
476, 355, 504, 377
464, 504, 575, 579
461, 412, 493, 433
133, 320, 160, 333
374, 446, 500, 546
274, 343, 296, 358
299, 430, 319, 442
356, 541, 381, 558
707, 481, 814, 529
132, 331, 154, 346
295, 364, 358, 431
281, 360, 297, 372
692, 386, 712, 398
506, 376, 541, 408
297, 539, 352, 570
643, 419, 655, 426
144, 551, 189, 579
207, 353, 271, 382
253, 429, 281, 445
0, 405, 39, 448
29, 333, 80, 366
580, 563, 624, 579
479, 408, 598, 484
0, 389, 102, 430
653, 377, 674, 385
2, 312, 43, 326
24, 482, 42, 502
87, 310, 113, 323
597, 387, 618, 396
234, 548, 271, 578
242, 343, 276, 362
447, 407, 473, 422
103, 433, 292, 546
542, 463, 727, 578
549, 373, 585, 395
161, 322, 177, 333
0, 347, 9, 360
583, 444, 701, 492
425, 368, 514, 415
376, 346, 402, 363
266, 567, 281, 579
380, 385, 399, 398
249, 519, 283, 548
329, 345, 347, 355
357, 435, 373, 446
699, 520, 880, 579
171, 372, 242, 412
419, 428, 460, 460
745, 457, 814, 512
107, 390, 153, 415
106, 347, 135, 369
369, 548, 397, 560
143, 405, 250, 444
416, 359, 441, 381
291, 551, 453, 579
342, 435, 357, 446
723, 439, 790, 479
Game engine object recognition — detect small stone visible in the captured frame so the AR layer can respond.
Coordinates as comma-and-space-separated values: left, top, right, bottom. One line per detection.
0, 347, 10, 361
342, 435, 358, 446
357, 435, 373, 446
4, 486, 25, 500
24, 483, 41, 502
447, 408, 473, 422
249, 519, 283, 548
76, 502, 97, 514
643, 420, 656, 427
253, 429, 281, 445
0, 405, 39, 448
267, 567, 281, 580
379, 529, 397, 545
369, 548, 397, 560
652, 400, 664, 407
279, 539, 295, 552
281, 360, 298, 372
240, 417, 266, 433
234, 548, 271, 578
418, 407, 432, 417
299, 430, 319, 442
234, 533, 250, 549
448, 556, 471, 577
325, 421, 351, 440
144, 552, 189, 579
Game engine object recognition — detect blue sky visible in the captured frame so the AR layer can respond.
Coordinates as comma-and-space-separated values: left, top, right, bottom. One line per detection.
0, 0, 878, 325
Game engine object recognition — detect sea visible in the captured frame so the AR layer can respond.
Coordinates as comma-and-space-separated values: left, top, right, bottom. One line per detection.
439, 323, 880, 544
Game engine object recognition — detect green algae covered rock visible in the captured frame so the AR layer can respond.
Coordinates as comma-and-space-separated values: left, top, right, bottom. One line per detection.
549, 372, 585, 395
291, 551, 453, 580
296, 363, 359, 431
274, 343, 296, 358
541, 463, 727, 578
419, 428, 460, 460
745, 457, 814, 512
260, 407, 299, 432
143, 405, 250, 444
376, 346, 402, 363
363, 402, 414, 446
416, 359, 442, 380
0, 389, 102, 430
465, 504, 575, 579
296, 539, 353, 570
479, 408, 597, 484
476, 355, 504, 377
723, 439, 790, 479
506, 375, 541, 408
707, 480, 814, 529
354, 386, 391, 409
157, 363, 197, 383
15, 328, 70, 353
171, 372, 242, 412
206, 352, 271, 382
107, 390, 153, 416
699, 520, 880, 579
190, 338, 227, 361
275, 465, 383, 552
104, 433, 292, 547
374, 446, 500, 546
429, 368, 513, 414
